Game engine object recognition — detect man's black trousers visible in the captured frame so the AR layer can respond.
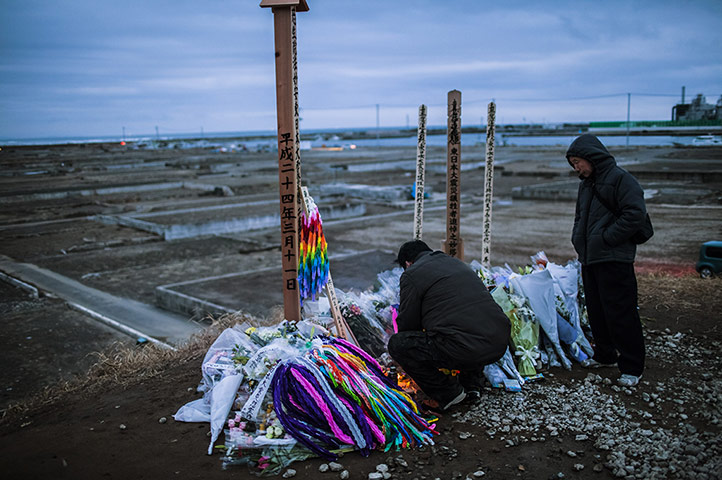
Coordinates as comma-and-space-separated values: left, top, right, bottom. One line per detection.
582, 262, 645, 377
387, 331, 494, 404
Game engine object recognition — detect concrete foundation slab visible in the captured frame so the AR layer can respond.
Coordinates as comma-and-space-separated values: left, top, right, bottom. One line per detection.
155, 249, 397, 319
0, 254, 202, 346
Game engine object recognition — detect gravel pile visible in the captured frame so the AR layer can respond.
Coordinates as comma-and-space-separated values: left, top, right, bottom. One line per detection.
456, 329, 722, 479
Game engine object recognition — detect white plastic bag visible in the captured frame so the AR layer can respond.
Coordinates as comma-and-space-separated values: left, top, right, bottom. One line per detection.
173, 398, 210, 423
208, 373, 244, 454
200, 326, 257, 392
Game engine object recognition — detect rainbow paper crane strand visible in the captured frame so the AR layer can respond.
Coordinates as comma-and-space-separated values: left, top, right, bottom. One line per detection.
270, 337, 437, 460
298, 203, 329, 305
321, 339, 435, 450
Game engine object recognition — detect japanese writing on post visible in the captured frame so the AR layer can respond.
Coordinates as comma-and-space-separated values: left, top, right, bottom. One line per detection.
278, 131, 297, 292
413, 104, 427, 240
481, 102, 496, 268
446, 91, 462, 258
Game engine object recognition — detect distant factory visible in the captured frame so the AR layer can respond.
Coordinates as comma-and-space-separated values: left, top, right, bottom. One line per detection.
672, 89, 722, 122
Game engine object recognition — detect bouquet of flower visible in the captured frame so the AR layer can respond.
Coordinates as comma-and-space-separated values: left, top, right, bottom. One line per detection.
339, 301, 386, 358
506, 291, 541, 376
509, 268, 572, 370
555, 296, 588, 363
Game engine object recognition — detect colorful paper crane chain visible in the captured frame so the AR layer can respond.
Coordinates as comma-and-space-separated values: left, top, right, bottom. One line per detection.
298, 205, 329, 305
270, 337, 437, 460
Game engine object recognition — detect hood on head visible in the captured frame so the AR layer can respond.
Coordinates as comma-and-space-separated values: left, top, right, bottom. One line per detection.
566, 134, 615, 168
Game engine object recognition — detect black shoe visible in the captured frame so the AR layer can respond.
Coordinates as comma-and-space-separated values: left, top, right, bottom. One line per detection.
442, 390, 467, 410
465, 390, 481, 403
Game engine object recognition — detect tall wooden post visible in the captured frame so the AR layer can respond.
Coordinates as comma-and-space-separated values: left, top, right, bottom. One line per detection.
481, 101, 496, 269
413, 104, 427, 241
443, 90, 464, 259
261, 0, 309, 321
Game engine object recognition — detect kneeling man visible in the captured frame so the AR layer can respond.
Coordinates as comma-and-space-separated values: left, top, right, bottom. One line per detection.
388, 240, 510, 411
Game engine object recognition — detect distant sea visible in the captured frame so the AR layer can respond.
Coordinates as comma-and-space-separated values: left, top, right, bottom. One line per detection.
350, 134, 705, 148
0, 129, 278, 147
0, 127, 711, 148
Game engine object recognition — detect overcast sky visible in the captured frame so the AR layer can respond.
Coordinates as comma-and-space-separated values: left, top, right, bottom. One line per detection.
1, 0, 721, 140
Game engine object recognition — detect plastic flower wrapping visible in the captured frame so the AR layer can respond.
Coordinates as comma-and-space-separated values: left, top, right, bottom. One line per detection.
471, 251, 595, 388
175, 316, 436, 475
175, 251, 598, 474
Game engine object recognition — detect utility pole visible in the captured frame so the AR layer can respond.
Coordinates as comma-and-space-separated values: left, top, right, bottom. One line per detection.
626, 93, 631, 148
376, 103, 380, 145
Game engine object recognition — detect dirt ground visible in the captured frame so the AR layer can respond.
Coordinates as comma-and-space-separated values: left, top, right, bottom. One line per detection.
0, 274, 719, 480
0, 141, 721, 479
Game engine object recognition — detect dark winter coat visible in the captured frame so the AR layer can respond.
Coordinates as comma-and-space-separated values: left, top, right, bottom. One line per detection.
567, 134, 647, 265
395, 250, 510, 367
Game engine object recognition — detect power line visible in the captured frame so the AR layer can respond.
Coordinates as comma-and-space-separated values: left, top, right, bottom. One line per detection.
299, 92, 685, 112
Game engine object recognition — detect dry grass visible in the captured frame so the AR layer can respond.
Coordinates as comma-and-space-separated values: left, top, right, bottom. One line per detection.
638, 272, 721, 312
637, 272, 722, 338
0, 312, 256, 425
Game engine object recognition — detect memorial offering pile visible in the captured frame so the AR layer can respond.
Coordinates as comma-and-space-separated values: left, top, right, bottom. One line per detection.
174, 251, 599, 475
326, 251, 596, 393
174, 320, 437, 475
473, 251, 596, 391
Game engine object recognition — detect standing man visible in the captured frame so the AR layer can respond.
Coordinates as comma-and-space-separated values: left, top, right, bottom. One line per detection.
387, 240, 510, 411
567, 134, 647, 387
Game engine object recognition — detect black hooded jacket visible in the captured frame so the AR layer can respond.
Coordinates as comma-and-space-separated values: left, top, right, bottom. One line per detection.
395, 250, 510, 367
566, 134, 647, 265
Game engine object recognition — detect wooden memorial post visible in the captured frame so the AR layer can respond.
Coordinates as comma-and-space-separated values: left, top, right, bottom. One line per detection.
260, 0, 309, 321
443, 90, 464, 259
481, 101, 496, 269
413, 105, 427, 240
